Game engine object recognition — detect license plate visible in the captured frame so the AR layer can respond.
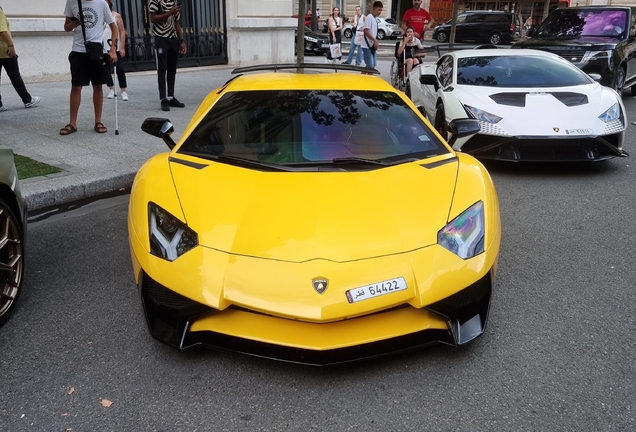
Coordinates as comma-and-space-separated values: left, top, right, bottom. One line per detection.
565, 129, 593, 135
321, 43, 329, 48
345, 277, 408, 304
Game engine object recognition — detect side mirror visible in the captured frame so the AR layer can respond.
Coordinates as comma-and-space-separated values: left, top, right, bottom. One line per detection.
588, 73, 602, 82
526, 28, 535, 38
419, 74, 438, 85
447, 119, 481, 146
141, 117, 177, 150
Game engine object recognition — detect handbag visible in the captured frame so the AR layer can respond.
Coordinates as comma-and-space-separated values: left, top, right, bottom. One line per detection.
77, 0, 104, 62
329, 43, 342, 59
364, 34, 376, 55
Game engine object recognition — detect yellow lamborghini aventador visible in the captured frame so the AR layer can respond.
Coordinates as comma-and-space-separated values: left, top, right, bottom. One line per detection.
128, 63, 501, 365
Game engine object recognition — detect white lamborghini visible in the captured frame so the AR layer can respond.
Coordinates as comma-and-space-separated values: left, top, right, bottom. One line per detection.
407, 48, 630, 161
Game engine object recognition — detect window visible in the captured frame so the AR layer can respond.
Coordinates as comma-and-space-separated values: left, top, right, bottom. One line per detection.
437, 56, 454, 88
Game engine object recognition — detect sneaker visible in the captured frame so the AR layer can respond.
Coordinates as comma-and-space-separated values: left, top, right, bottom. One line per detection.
168, 97, 185, 108
24, 96, 40, 108
161, 99, 170, 112
107, 89, 115, 99
121, 91, 129, 101
0, 104, 6, 112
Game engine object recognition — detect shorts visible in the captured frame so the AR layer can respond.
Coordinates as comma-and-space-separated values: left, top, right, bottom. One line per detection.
69, 51, 109, 87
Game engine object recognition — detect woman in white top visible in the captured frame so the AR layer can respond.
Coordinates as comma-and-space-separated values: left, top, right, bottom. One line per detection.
326, 7, 343, 62
397, 26, 426, 74
343, 6, 364, 66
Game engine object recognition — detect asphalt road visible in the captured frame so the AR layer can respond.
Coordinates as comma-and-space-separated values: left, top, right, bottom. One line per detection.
1, 93, 635, 431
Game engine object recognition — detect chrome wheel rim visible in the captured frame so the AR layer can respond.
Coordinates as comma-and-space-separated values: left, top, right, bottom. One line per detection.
0, 205, 23, 319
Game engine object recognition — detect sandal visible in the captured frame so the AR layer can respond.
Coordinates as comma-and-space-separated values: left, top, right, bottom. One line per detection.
60, 124, 77, 135
94, 122, 107, 133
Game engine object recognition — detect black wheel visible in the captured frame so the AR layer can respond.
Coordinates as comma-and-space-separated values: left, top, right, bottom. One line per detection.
434, 104, 448, 142
0, 197, 24, 327
614, 67, 626, 93
344, 28, 353, 38
489, 32, 502, 45
436, 31, 447, 43
389, 60, 398, 88
377, 30, 386, 40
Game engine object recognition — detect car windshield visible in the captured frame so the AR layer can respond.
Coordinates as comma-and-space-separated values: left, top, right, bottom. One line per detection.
178, 90, 448, 169
456, 55, 593, 87
385, 18, 397, 25
536, 9, 628, 38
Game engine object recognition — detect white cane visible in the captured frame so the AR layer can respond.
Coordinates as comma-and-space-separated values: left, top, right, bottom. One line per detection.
113, 55, 119, 135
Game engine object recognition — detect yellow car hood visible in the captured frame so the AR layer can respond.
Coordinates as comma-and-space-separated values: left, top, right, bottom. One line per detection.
170, 158, 458, 262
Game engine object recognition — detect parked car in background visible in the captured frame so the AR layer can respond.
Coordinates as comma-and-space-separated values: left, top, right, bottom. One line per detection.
295, 26, 330, 55
513, 6, 636, 93
408, 49, 629, 161
0, 146, 27, 327
433, 11, 520, 45
343, 17, 402, 39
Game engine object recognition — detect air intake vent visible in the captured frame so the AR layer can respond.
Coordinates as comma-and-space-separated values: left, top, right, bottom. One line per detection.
550, 92, 588, 107
490, 92, 527, 107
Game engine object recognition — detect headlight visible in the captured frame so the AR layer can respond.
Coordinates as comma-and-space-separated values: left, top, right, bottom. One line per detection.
582, 50, 611, 61
438, 201, 485, 260
464, 105, 502, 124
598, 103, 620, 123
148, 202, 198, 261
305, 36, 318, 43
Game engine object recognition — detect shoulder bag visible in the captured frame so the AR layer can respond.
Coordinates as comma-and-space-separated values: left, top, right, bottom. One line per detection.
77, 0, 104, 61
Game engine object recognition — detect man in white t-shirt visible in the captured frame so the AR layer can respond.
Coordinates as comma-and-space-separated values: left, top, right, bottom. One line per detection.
361, 1, 383, 70
61, 0, 117, 135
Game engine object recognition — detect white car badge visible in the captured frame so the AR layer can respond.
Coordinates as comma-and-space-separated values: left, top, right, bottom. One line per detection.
312, 278, 328, 294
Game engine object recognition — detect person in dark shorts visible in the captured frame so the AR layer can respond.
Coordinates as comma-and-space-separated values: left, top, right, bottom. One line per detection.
61, 0, 117, 135
148, 0, 187, 112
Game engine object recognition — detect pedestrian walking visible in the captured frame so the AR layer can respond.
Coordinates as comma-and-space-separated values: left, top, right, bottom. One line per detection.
104, 0, 129, 101
148, 0, 187, 112
61, 0, 117, 135
343, 6, 364, 66
361, 1, 383, 72
0, 6, 40, 112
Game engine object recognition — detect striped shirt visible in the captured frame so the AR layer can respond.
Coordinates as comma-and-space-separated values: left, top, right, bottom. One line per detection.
148, 0, 180, 38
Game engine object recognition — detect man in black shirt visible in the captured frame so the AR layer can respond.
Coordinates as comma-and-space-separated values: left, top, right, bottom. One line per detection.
148, 0, 187, 111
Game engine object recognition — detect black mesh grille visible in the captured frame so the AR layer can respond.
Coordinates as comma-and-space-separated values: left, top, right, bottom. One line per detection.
439, 275, 491, 309
144, 276, 200, 310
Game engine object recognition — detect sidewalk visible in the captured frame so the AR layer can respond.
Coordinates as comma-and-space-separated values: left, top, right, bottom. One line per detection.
1, 59, 397, 211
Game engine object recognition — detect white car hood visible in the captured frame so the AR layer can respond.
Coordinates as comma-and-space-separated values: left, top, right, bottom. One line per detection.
453, 83, 621, 137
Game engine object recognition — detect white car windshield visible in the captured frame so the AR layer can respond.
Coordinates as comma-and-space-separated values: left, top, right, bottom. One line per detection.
178, 90, 449, 169
457, 56, 594, 88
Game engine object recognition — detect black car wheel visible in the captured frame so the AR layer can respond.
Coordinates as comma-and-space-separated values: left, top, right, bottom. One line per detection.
0, 197, 24, 326
344, 28, 353, 38
614, 67, 626, 93
377, 30, 385, 40
436, 31, 448, 43
434, 103, 448, 142
489, 32, 502, 45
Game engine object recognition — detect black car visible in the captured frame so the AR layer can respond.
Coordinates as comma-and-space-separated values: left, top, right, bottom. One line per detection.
513, 6, 636, 94
296, 26, 330, 55
433, 11, 520, 45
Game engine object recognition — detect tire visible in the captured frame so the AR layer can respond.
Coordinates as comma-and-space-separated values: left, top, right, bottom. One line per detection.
489, 32, 502, 45
614, 67, 626, 93
436, 31, 448, 43
377, 30, 385, 40
344, 28, 353, 39
0, 197, 25, 327
434, 104, 448, 142
390, 60, 398, 88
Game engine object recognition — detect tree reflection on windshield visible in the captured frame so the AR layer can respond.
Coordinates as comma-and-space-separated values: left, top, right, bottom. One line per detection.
537, 9, 626, 38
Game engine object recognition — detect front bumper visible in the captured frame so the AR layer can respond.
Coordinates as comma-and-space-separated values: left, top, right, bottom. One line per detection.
305, 40, 330, 54
460, 132, 628, 162
138, 270, 493, 365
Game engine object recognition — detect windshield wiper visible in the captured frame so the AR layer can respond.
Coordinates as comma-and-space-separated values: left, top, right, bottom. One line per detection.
180, 151, 290, 171
331, 157, 390, 166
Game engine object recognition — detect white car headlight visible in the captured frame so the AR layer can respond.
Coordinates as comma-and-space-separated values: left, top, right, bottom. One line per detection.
464, 105, 502, 124
305, 36, 318, 43
598, 103, 620, 123
438, 201, 485, 260
148, 202, 198, 261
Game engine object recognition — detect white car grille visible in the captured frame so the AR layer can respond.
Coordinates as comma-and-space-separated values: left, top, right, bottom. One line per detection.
603, 118, 624, 135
